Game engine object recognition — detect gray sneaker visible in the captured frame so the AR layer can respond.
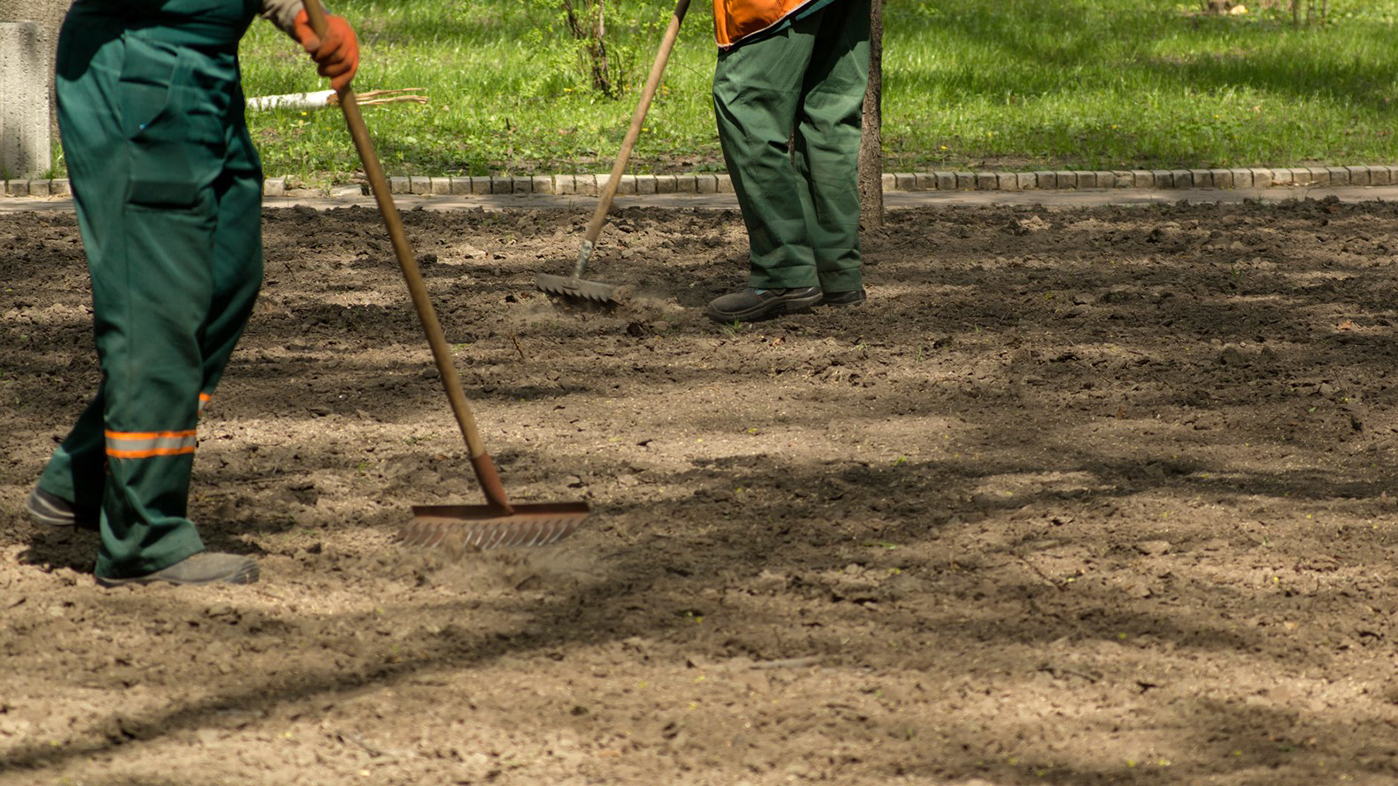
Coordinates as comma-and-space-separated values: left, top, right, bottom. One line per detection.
96, 552, 260, 587
26, 487, 99, 531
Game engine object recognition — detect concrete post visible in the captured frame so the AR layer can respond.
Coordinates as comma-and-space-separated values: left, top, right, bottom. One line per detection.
1, 0, 71, 175
0, 21, 49, 178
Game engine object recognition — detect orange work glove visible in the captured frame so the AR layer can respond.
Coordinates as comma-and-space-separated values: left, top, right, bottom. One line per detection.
292, 9, 360, 92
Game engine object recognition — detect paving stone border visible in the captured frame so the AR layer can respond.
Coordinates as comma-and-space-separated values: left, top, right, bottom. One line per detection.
254, 172, 738, 199
7, 166, 1398, 199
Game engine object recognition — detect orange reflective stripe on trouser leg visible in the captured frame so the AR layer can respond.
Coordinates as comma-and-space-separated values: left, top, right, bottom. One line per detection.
104, 429, 199, 459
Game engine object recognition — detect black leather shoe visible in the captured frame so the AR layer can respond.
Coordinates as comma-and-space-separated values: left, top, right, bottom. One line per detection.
706, 286, 823, 323
822, 289, 867, 307
96, 552, 260, 587
26, 487, 99, 531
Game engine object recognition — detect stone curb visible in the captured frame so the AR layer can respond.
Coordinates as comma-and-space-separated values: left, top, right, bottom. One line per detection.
7, 167, 1398, 199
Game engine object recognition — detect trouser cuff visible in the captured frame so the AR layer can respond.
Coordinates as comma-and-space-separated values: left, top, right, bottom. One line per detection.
748, 267, 820, 291
96, 529, 205, 580
817, 268, 863, 293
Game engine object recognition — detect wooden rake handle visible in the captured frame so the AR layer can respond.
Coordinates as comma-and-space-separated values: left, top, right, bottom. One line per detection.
301, 0, 513, 512
573, 0, 691, 277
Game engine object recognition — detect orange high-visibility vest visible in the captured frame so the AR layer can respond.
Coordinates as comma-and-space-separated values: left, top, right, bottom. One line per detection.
713, 0, 821, 49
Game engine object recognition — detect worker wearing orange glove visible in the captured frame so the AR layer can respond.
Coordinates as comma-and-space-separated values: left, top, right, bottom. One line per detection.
25, 0, 357, 586
292, 8, 360, 92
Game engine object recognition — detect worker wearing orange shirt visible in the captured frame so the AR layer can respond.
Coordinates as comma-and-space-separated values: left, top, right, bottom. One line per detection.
706, 0, 871, 323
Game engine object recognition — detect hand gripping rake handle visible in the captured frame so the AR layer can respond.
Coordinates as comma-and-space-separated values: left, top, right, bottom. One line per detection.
303, 0, 513, 513
573, 0, 691, 277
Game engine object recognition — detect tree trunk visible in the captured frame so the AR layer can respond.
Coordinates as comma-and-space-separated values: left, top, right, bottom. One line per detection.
561, 0, 615, 96
589, 0, 613, 96
857, 0, 884, 230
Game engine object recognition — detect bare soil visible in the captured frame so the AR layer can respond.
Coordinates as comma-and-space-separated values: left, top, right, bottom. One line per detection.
5, 198, 1398, 786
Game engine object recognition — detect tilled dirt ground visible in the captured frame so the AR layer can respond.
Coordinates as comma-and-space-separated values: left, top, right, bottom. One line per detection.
7, 198, 1398, 785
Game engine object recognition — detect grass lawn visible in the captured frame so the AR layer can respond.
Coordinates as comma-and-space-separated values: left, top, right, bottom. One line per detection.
230, 0, 1398, 183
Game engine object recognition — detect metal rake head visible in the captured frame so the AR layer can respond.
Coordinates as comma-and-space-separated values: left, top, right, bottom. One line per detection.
397, 502, 590, 552
535, 273, 623, 305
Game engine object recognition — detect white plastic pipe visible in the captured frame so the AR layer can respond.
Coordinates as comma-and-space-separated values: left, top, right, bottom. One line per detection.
246, 90, 337, 112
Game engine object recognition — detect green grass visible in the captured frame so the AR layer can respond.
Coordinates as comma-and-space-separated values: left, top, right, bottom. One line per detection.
239, 0, 718, 182
883, 0, 1398, 172
229, 0, 1398, 182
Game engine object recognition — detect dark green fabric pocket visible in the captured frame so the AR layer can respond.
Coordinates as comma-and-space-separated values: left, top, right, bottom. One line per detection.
119, 34, 200, 209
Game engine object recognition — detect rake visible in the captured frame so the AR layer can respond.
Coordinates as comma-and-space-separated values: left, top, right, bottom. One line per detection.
535, 0, 691, 304
304, 0, 590, 550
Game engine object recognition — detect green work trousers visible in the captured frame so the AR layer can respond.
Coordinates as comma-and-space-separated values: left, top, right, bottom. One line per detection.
38, 0, 264, 579
712, 0, 871, 293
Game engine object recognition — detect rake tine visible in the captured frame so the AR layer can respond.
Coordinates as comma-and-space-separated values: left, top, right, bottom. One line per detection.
482, 524, 505, 550
536, 520, 564, 547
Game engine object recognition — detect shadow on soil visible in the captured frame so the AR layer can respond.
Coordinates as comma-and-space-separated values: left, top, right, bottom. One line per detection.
7, 200, 1398, 782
